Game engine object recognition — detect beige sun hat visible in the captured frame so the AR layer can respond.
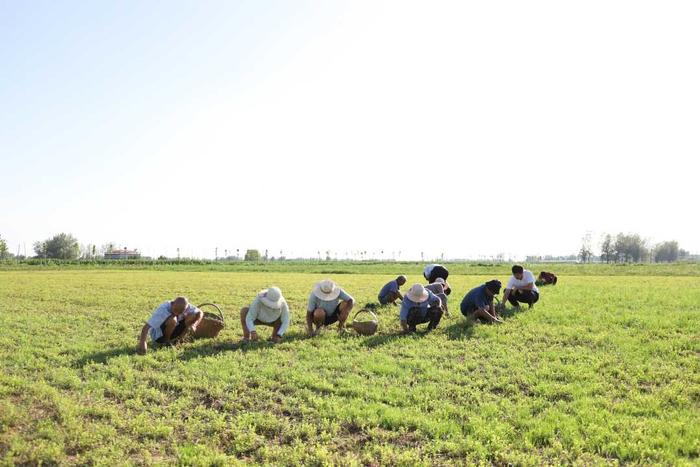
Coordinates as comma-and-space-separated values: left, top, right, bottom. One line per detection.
259, 286, 284, 309
406, 284, 429, 303
313, 279, 341, 301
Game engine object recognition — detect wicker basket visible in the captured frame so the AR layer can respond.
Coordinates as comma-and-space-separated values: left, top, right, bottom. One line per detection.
351, 309, 379, 336
193, 303, 225, 339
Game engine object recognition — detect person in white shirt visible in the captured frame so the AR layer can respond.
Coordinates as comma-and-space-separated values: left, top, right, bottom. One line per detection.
503, 265, 540, 308
240, 287, 290, 344
137, 296, 203, 354
423, 264, 450, 287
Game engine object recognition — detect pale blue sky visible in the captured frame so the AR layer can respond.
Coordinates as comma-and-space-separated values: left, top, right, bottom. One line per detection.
2, 1, 699, 259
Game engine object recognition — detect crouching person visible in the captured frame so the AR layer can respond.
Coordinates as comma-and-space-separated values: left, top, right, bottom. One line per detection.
400, 284, 443, 333
378, 275, 407, 305
136, 296, 203, 354
307, 279, 354, 336
426, 277, 450, 316
460, 280, 503, 324
503, 265, 540, 309
240, 287, 290, 344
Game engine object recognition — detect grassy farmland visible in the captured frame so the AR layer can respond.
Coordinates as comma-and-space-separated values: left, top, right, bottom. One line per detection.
0, 267, 699, 465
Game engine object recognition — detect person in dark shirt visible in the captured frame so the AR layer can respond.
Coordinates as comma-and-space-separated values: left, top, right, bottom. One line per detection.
460, 280, 503, 324
378, 275, 407, 305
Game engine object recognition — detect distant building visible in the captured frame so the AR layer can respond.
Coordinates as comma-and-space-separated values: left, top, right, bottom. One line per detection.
104, 248, 141, 260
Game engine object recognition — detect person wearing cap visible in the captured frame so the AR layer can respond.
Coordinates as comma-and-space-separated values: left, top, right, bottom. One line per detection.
425, 277, 450, 316
307, 279, 355, 336
136, 296, 203, 354
378, 275, 407, 305
460, 280, 503, 324
503, 265, 540, 308
240, 287, 290, 344
423, 264, 451, 294
400, 284, 444, 333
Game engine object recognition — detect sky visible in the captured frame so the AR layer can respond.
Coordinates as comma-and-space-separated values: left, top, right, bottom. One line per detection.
1, 0, 699, 260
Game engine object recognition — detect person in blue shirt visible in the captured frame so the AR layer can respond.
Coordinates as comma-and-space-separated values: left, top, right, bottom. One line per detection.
378, 275, 407, 305
400, 284, 443, 333
460, 280, 503, 324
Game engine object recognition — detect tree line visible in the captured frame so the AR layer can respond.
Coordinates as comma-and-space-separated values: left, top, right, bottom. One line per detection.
579, 232, 689, 263
0, 232, 693, 263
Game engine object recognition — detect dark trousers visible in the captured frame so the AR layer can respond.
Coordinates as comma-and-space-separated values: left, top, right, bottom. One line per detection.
156, 319, 187, 343
507, 290, 539, 307
407, 306, 443, 331
425, 266, 449, 284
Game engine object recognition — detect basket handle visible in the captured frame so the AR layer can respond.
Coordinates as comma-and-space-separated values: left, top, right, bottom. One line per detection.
197, 303, 224, 323
353, 309, 377, 322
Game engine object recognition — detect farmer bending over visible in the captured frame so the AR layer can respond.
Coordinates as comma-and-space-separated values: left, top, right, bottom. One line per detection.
400, 284, 443, 333
426, 277, 450, 316
137, 296, 203, 354
423, 263, 451, 295
240, 287, 290, 344
503, 265, 540, 308
307, 279, 354, 336
378, 275, 407, 305
460, 280, 503, 324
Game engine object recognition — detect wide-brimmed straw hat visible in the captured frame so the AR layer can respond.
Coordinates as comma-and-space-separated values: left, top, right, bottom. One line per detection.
313, 279, 341, 301
259, 286, 284, 309
406, 284, 429, 303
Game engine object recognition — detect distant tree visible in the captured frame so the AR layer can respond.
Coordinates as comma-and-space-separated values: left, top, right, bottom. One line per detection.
244, 249, 260, 261
579, 232, 593, 263
579, 245, 592, 263
613, 233, 627, 262
611, 233, 648, 263
33, 233, 80, 259
679, 248, 689, 259
0, 235, 9, 260
627, 234, 647, 262
654, 241, 679, 262
80, 243, 99, 259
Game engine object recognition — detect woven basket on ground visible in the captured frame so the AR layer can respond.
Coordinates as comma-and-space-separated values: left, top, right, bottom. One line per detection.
351, 309, 379, 336
193, 303, 225, 338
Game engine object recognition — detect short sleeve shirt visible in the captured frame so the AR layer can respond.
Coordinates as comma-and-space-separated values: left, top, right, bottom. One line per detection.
460, 285, 492, 313
307, 289, 353, 315
378, 280, 399, 300
147, 302, 199, 341
425, 283, 445, 295
399, 290, 441, 321
506, 270, 539, 293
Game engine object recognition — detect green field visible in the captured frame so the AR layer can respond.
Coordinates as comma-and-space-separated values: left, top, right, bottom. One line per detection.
1, 268, 699, 465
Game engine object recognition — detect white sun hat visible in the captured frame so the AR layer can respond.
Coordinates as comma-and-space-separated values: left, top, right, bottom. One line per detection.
313, 279, 341, 301
406, 284, 429, 303
259, 286, 284, 309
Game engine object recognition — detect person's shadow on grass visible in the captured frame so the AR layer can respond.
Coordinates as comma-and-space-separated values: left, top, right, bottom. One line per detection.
74, 345, 135, 367
75, 332, 310, 366
177, 331, 309, 360
361, 329, 435, 348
